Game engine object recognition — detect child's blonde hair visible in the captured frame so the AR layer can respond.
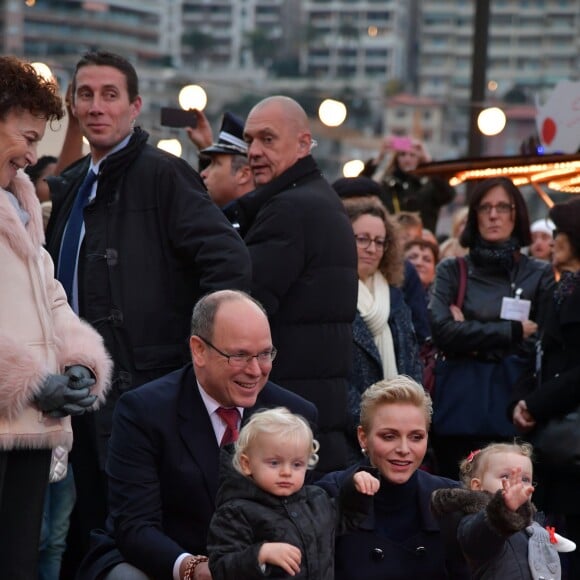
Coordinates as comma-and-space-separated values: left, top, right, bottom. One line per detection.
232, 407, 319, 474
359, 376, 433, 432
458, 441, 533, 487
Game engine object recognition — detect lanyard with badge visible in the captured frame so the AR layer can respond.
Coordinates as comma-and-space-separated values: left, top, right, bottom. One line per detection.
500, 286, 531, 322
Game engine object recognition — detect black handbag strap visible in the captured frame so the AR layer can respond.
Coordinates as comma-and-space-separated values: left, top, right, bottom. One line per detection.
454, 256, 467, 309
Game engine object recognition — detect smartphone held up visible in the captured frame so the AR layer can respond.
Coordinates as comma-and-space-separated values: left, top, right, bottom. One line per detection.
160, 107, 197, 128
388, 135, 414, 153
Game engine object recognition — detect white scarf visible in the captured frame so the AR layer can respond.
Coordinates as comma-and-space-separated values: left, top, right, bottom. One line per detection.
358, 271, 398, 380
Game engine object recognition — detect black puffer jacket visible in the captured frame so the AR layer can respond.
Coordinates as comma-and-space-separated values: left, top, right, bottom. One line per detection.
207, 448, 371, 580
431, 488, 557, 580
224, 155, 358, 473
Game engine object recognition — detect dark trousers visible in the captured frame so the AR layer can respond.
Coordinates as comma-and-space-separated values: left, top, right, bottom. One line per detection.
61, 413, 108, 580
0, 448, 52, 580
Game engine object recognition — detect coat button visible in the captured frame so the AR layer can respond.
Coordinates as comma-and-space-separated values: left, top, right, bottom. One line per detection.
371, 548, 384, 561
416, 546, 426, 556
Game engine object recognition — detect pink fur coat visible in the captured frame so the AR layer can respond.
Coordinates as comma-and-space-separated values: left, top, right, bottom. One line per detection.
0, 170, 112, 451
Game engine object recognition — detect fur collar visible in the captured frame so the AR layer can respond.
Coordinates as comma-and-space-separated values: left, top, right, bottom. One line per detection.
0, 170, 44, 259
431, 487, 493, 517
431, 487, 536, 536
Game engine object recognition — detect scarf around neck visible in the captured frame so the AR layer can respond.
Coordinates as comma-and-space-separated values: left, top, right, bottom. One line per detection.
554, 270, 580, 308
470, 235, 520, 270
358, 271, 398, 380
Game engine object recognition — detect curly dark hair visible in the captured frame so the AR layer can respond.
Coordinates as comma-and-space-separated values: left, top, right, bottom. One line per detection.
0, 56, 63, 122
342, 196, 405, 286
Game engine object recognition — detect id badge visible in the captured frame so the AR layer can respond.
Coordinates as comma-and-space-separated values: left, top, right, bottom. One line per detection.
500, 296, 531, 321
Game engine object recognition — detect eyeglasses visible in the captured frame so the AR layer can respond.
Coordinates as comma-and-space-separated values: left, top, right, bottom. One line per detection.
476, 202, 514, 215
354, 235, 388, 251
198, 336, 277, 368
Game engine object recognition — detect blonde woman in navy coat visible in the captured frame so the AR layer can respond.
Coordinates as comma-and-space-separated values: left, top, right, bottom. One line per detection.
317, 376, 470, 580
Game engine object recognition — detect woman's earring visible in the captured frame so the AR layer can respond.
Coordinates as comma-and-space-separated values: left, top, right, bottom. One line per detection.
361, 447, 367, 456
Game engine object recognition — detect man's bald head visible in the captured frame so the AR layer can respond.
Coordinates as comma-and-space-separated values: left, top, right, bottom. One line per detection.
248, 96, 309, 132
244, 95, 313, 186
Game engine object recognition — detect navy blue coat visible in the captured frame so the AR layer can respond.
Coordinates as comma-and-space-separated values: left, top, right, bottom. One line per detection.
347, 287, 422, 459
317, 464, 470, 580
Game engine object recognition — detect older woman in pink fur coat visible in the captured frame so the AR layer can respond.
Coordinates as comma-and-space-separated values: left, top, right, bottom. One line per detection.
0, 56, 112, 579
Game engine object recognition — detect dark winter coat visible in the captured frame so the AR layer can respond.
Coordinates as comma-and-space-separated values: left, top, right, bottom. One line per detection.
431, 487, 549, 580
45, 128, 252, 466
430, 253, 554, 360
522, 276, 580, 514
362, 161, 455, 232
346, 291, 422, 460
207, 448, 372, 580
429, 253, 555, 437
317, 463, 470, 580
402, 260, 431, 344
223, 155, 358, 473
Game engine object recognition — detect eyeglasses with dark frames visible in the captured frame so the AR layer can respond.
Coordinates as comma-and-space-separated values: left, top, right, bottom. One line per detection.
476, 202, 514, 215
354, 234, 388, 251
197, 336, 277, 367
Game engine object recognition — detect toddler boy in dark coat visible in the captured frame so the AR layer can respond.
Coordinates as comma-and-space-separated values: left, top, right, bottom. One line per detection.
207, 407, 379, 579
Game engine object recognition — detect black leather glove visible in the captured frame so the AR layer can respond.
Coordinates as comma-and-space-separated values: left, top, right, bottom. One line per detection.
35, 374, 97, 416
64, 365, 95, 390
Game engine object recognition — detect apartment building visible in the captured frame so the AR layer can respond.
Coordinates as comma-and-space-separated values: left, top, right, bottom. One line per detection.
419, 0, 580, 149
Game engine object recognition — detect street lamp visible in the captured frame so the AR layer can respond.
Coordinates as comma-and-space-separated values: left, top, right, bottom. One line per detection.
157, 138, 182, 158
31, 62, 55, 82
477, 107, 507, 136
319, 99, 347, 127
178, 85, 207, 111
343, 159, 364, 177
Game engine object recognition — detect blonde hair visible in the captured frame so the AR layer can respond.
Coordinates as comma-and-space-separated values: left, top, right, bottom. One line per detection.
359, 376, 432, 432
458, 441, 533, 487
232, 407, 319, 473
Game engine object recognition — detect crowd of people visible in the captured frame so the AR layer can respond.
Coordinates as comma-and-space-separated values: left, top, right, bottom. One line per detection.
1, 50, 579, 580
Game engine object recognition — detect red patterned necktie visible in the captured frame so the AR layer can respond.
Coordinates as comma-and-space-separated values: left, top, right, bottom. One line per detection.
216, 407, 240, 447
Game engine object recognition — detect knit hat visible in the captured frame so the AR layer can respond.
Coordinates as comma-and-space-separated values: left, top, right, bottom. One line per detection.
332, 176, 382, 199
530, 218, 555, 235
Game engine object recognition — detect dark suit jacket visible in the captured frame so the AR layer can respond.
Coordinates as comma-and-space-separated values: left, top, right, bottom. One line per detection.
78, 364, 317, 580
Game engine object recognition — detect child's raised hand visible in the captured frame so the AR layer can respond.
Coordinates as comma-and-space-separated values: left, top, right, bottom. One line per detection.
502, 467, 534, 511
258, 542, 302, 576
353, 471, 380, 495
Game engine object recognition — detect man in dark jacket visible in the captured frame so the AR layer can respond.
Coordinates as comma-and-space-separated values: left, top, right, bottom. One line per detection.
44, 50, 252, 568
78, 290, 318, 580
223, 96, 358, 473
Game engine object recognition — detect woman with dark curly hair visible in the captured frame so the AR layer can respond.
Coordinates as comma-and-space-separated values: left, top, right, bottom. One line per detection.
429, 177, 555, 479
0, 56, 111, 578
342, 196, 422, 462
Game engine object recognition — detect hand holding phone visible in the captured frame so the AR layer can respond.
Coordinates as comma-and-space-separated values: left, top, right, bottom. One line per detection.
388, 135, 413, 152
160, 107, 198, 128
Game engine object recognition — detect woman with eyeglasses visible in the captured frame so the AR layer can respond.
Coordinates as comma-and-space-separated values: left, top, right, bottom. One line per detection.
428, 177, 555, 479
342, 196, 422, 462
